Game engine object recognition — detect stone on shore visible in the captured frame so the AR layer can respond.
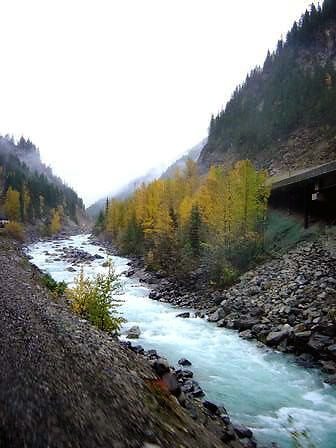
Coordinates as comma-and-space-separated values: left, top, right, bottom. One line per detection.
127, 326, 141, 339
178, 358, 192, 366
176, 312, 190, 318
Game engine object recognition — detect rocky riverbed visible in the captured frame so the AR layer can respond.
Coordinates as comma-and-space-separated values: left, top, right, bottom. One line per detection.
124, 237, 336, 383
0, 235, 248, 448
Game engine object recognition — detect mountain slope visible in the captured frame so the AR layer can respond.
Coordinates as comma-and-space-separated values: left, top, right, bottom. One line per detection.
0, 135, 84, 226
199, 1, 336, 176
160, 138, 207, 179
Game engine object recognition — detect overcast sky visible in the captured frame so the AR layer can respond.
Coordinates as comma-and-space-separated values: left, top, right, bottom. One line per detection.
0, 1, 319, 206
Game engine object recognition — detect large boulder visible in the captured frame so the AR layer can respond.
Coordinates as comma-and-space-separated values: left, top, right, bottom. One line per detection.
327, 344, 336, 360
208, 308, 225, 323
307, 334, 331, 353
151, 358, 170, 377
178, 358, 192, 366
176, 312, 190, 318
126, 326, 141, 339
266, 325, 293, 346
233, 423, 253, 439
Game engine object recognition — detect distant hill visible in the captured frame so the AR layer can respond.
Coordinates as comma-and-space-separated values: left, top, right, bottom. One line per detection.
86, 167, 163, 218
199, 0, 336, 176
0, 135, 84, 225
160, 139, 207, 179
87, 139, 207, 218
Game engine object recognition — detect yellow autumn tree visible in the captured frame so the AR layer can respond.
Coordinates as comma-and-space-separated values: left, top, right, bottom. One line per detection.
4, 187, 21, 221
50, 209, 61, 234
99, 159, 270, 279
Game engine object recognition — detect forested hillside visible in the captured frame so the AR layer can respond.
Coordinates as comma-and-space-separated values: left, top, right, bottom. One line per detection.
199, 0, 336, 174
0, 135, 84, 236
96, 160, 270, 287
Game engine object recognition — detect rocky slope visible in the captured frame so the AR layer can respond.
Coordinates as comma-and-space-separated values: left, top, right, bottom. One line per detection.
0, 236, 248, 448
128, 233, 336, 383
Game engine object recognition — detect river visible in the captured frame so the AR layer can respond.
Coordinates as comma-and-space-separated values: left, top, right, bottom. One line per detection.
26, 234, 336, 448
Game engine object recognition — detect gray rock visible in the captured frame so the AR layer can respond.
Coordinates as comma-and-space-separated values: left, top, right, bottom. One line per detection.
176, 312, 190, 318
151, 358, 170, 376
327, 344, 336, 360
307, 334, 331, 352
208, 308, 225, 322
126, 326, 141, 339
233, 423, 253, 439
266, 327, 292, 346
203, 400, 219, 415
178, 358, 192, 366
239, 330, 253, 340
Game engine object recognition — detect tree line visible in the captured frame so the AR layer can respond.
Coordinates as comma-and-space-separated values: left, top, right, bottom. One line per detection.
95, 160, 270, 286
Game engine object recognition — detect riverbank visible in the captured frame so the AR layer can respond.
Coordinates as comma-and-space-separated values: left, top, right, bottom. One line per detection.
109, 233, 336, 384
0, 235, 248, 448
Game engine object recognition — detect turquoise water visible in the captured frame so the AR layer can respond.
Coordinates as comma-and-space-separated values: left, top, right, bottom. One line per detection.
27, 234, 336, 447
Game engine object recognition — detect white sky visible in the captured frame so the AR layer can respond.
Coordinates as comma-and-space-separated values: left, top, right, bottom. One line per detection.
0, 1, 319, 206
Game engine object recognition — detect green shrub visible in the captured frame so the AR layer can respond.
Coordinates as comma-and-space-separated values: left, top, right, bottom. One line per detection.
41, 273, 67, 297
67, 260, 126, 334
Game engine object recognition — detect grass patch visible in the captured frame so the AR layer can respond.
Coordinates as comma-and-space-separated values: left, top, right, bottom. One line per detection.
264, 210, 319, 253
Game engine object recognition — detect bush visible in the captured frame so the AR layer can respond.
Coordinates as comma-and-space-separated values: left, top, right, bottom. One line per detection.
41, 273, 67, 297
202, 243, 238, 288
4, 221, 25, 241
67, 260, 126, 334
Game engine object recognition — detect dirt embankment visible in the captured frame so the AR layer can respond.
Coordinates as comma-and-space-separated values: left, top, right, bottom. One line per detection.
0, 236, 246, 448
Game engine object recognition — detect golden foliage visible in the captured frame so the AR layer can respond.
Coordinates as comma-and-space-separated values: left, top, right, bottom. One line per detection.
4, 221, 25, 241
4, 187, 20, 221
103, 159, 270, 275
50, 209, 61, 234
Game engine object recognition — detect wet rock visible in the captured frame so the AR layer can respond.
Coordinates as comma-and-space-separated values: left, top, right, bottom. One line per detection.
321, 360, 336, 375
176, 312, 190, 318
233, 423, 253, 439
325, 374, 336, 384
240, 438, 257, 448
192, 384, 204, 398
151, 358, 170, 376
203, 400, 219, 415
216, 319, 226, 327
130, 345, 145, 355
208, 308, 225, 323
66, 266, 76, 272
239, 330, 253, 340
327, 344, 336, 360
236, 318, 259, 331
266, 326, 292, 346
307, 334, 331, 353
178, 358, 192, 366
127, 326, 141, 339
220, 427, 236, 442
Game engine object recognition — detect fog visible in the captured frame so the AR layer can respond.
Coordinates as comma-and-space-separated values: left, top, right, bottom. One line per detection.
0, 0, 319, 206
